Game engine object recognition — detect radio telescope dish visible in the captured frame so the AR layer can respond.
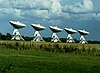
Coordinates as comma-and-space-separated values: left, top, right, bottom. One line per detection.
49, 26, 63, 42
31, 24, 46, 31
65, 28, 77, 43
31, 24, 46, 42
10, 21, 26, 29
78, 30, 89, 35
10, 21, 26, 41
78, 29, 90, 44
49, 26, 63, 33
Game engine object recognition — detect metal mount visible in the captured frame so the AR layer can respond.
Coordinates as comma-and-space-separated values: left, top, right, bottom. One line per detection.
79, 35, 88, 44
51, 33, 61, 42
66, 34, 75, 43
11, 29, 24, 40
32, 31, 45, 42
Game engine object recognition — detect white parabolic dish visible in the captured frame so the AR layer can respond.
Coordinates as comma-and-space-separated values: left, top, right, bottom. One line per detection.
78, 29, 90, 35
49, 26, 63, 33
31, 24, 46, 31
10, 21, 26, 29
65, 28, 77, 34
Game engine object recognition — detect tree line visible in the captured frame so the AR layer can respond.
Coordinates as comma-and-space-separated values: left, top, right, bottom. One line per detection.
0, 32, 100, 44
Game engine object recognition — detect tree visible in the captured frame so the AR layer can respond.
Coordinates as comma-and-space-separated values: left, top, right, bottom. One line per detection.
0, 32, 2, 40
6, 33, 12, 40
1, 35, 6, 40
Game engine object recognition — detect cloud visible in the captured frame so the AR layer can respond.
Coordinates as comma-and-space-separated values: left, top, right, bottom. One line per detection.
49, 0, 62, 14
0, 8, 21, 17
21, 10, 49, 18
62, 0, 93, 14
0, 0, 63, 19
92, 13, 100, 20
0, 0, 99, 24
10, 0, 51, 10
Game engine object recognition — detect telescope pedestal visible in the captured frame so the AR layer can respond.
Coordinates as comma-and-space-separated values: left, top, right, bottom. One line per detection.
11, 29, 24, 40
66, 34, 75, 43
32, 31, 45, 42
79, 35, 87, 44
51, 33, 61, 42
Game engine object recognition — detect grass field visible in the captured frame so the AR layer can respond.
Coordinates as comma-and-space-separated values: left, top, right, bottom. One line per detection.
0, 41, 100, 73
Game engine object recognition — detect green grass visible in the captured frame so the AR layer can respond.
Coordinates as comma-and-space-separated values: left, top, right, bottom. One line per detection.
0, 48, 100, 73
0, 41, 100, 73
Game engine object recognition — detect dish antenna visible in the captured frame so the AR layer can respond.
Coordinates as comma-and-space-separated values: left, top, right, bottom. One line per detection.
9, 21, 26, 40
31, 24, 46, 42
49, 26, 63, 42
78, 29, 90, 44
65, 28, 77, 43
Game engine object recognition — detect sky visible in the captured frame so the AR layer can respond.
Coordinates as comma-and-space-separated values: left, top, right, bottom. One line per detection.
0, 0, 100, 41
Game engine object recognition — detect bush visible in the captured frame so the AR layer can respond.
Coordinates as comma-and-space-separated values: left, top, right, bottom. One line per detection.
0, 41, 99, 56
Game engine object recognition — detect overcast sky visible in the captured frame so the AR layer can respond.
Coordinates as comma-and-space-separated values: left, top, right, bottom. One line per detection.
0, 0, 100, 41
